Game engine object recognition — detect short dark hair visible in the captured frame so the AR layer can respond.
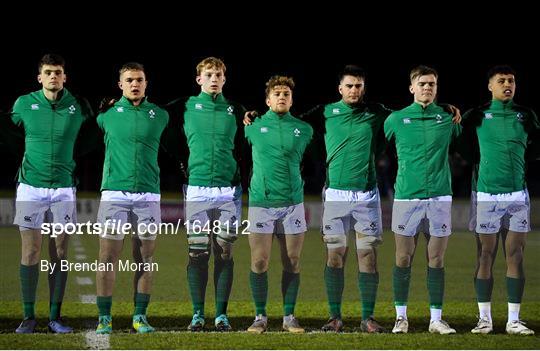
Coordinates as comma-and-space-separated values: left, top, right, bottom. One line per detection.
339, 65, 366, 82
487, 65, 516, 80
119, 62, 145, 78
38, 54, 65, 72
410, 65, 438, 82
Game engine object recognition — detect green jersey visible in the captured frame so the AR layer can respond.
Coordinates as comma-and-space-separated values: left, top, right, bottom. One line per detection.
245, 110, 313, 207
384, 102, 461, 199
462, 100, 539, 194
97, 96, 169, 194
10, 88, 93, 188
167, 92, 246, 187
303, 101, 391, 191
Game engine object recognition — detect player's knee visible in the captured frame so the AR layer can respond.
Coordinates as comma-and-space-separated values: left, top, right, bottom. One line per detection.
55, 247, 67, 260
187, 233, 210, 253
22, 248, 40, 265
326, 251, 345, 268
358, 249, 376, 269
396, 253, 412, 268
428, 254, 444, 268
478, 249, 494, 266
323, 234, 346, 250
506, 251, 524, 266
189, 249, 210, 267
252, 257, 269, 273
356, 235, 381, 250
285, 254, 300, 272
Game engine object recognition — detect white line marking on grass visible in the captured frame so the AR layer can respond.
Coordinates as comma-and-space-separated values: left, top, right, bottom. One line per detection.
80, 294, 97, 304
75, 254, 87, 260
76, 277, 93, 285
85, 330, 110, 350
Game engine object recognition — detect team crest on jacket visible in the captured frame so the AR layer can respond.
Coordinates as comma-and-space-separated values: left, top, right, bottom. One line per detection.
149, 109, 155, 119
403, 118, 411, 124
116, 107, 124, 113
294, 128, 301, 137
68, 105, 76, 114
31, 104, 39, 110
516, 112, 524, 122
484, 113, 493, 119
436, 114, 442, 123
227, 106, 234, 115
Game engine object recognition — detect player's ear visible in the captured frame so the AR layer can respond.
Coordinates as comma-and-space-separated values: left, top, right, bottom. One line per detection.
487, 82, 493, 92
118, 81, 123, 90
37, 73, 42, 84
409, 85, 414, 94
266, 97, 271, 107
63, 74, 67, 83
196, 75, 202, 86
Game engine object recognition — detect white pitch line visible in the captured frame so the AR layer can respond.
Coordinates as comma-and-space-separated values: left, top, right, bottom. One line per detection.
76, 277, 93, 285
85, 330, 110, 350
80, 294, 97, 304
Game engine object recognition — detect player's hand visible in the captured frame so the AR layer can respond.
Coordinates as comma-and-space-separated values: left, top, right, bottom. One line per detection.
98, 97, 116, 113
446, 104, 462, 124
243, 110, 258, 126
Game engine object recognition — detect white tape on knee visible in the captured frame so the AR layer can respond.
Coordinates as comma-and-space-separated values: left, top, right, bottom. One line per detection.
356, 235, 382, 250
323, 234, 347, 249
187, 234, 210, 246
216, 231, 238, 244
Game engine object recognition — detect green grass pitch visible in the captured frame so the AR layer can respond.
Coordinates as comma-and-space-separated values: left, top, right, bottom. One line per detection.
0, 226, 538, 349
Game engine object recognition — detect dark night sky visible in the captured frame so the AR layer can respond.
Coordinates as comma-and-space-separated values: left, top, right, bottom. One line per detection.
1, 15, 539, 195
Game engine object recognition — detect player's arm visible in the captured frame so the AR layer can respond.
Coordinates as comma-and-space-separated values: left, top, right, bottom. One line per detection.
74, 96, 102, 158
161, 97, 189, 182
0, 108, 24, 158
524, 108, 540, 161
298, 104, 325, 133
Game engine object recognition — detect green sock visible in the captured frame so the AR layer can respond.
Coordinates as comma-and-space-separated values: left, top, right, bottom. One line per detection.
359, 272, 379, 320
474, 278, 493, 303
187, 259, 208, 316
48, 261, 68, 320
324, 266, 344, 319
20, 264, 39, 319
214, 258, 234, 316
506, 276, 525, 303
282, 271, 300, 316
393, 265, 411, 306
427, 267, 444, 309
134, 292, 150, 315
249, 271, 268, 316
97, 296, 112, 317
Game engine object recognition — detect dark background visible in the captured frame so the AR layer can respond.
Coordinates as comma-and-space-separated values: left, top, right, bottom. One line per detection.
1, 16, 538, 197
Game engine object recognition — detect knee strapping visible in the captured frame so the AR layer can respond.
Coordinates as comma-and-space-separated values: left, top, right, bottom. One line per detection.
187, 233, 210, 252
356, 235, 382, 250
323, 234, 347, 249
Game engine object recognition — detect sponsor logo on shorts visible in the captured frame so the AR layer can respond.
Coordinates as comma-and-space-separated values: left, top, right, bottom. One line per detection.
325, 225, 332, 230
149, 217, 155, 223
64, 215, 71, 222
294, 219, 302, 227
398, 224, 405, 231
256, 222, 264, 228
441, 224, 447, 232
521, 219, 528, 225
24, 216, 32, 222
370, 222, 377, 230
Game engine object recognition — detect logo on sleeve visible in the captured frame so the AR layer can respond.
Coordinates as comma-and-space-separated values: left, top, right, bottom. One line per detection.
402, 118, 411, 124
148, 109, 155, 119
484, 113, 493, 119
68, 105, 76, 114
116, 107, 124, 113
294, 128, 301, 137
195, 103, 203, 110
31, 104, 39, 110
332, 108, 340, 114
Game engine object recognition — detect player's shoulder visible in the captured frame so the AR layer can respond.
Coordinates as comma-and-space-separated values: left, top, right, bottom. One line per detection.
513, 102, 536, 116
365, 102, 392, 116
